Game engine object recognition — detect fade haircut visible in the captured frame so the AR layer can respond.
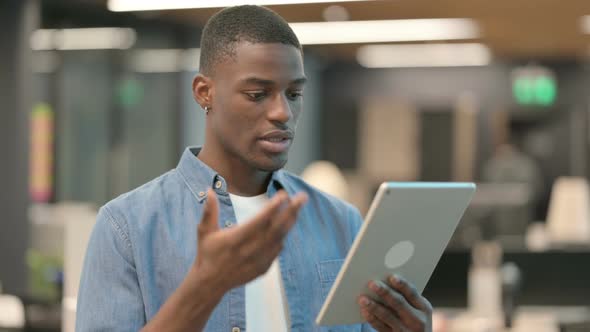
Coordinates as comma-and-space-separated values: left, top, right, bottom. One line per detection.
199, 5, 302, 76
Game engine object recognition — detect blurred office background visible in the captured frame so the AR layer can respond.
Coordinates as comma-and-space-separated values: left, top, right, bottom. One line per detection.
2, 0, 590, 331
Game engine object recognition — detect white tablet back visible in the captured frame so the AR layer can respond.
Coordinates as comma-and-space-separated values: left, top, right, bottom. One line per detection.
316, 182, 476, 326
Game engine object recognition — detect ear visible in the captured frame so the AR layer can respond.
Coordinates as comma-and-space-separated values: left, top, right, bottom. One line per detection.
192, 74, 213, 108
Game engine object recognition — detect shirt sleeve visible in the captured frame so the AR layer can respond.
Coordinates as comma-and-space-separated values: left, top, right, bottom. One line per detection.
76, 207, 146, 331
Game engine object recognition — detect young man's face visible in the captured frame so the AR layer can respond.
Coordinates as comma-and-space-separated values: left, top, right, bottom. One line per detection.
207, 41, 306, 172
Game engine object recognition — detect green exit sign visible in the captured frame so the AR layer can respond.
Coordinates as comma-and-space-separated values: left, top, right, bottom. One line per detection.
511, 66, 557, 107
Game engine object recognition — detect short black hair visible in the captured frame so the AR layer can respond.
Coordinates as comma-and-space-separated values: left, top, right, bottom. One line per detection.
199, 5, 302, 76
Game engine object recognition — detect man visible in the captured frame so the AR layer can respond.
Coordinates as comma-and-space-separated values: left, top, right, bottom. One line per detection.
76, 5, 433, 332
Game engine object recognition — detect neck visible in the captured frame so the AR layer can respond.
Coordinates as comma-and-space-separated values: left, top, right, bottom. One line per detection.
197, 144, 272, 197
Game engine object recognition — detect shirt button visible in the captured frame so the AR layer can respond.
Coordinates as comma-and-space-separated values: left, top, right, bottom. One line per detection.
215, 180, 222, 189
224, 220, 234, 228
198, 191, 205, 197
232, 327, 240, 332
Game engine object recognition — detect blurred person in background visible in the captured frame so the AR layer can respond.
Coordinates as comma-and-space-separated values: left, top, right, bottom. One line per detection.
483, 143, 543, 203
76, 5, 432, 332
482, 142, 544, 237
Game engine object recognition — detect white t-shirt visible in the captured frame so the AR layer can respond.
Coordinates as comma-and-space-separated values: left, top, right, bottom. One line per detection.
229, 193, 290, 332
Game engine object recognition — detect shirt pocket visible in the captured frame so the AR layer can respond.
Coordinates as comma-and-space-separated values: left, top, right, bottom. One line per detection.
316, 259, 344, 301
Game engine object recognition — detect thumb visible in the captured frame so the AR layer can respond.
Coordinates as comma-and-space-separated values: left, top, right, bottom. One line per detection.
198, 189, 219, 237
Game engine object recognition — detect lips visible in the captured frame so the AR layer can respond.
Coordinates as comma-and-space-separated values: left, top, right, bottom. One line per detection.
258, 130, 294, 153
260, 130, 294, 141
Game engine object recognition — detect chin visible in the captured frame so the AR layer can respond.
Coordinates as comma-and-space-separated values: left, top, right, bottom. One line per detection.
255, 154, 288, 172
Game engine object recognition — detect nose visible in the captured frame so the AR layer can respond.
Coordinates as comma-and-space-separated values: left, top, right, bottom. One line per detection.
267, 93, 292, 124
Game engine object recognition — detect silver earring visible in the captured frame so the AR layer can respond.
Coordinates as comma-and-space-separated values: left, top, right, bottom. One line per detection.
204, 106, 210, 115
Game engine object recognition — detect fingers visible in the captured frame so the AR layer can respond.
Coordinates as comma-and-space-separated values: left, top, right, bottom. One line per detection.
387, 275, 433, 314
233, 191, 307, 264
361, 309, 393, 332
358, 295, 402, 332
238, 190, 308, 242
236, 190, 290, 238
267, 192, 308, 238
369, 280, 424, 330
233, 230, 286, 283
198, 189, 219, 236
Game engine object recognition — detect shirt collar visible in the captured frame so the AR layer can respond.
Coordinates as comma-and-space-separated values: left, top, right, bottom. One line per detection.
176, 146, 292, 202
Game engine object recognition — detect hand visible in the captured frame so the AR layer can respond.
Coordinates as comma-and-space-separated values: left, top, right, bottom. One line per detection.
192, 188, 308, 294
358, 275, 433, 332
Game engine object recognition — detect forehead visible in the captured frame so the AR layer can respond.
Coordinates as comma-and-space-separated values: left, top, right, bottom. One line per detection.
215, 41, 305, 83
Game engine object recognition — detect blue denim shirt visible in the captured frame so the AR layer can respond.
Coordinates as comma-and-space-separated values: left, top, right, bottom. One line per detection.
76, 147, 375, 332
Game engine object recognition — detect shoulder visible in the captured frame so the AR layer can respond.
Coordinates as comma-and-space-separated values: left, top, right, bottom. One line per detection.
101, 169, 182, 229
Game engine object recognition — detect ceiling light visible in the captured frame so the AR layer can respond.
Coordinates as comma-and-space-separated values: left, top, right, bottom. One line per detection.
182, 48, 201, 72
356, 43, 491, 68
579, 15, 590, 34
31, 28, 136, 50
131, 49, 183, 73
290, 19, 479, 45
30, 29, 54, 51
108, 0, 373, 11
322, 5, 350, 21
130, 48, 201, 73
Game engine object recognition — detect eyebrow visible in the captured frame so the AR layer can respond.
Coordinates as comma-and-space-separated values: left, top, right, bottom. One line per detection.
240, 76, 308, 86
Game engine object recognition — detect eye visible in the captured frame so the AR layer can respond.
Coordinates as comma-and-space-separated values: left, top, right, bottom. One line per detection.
244, 91, 267, 102
287, 90, 303, 101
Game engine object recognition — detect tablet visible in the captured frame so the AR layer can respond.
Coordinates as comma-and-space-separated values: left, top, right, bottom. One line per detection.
316, 182, 476, 326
